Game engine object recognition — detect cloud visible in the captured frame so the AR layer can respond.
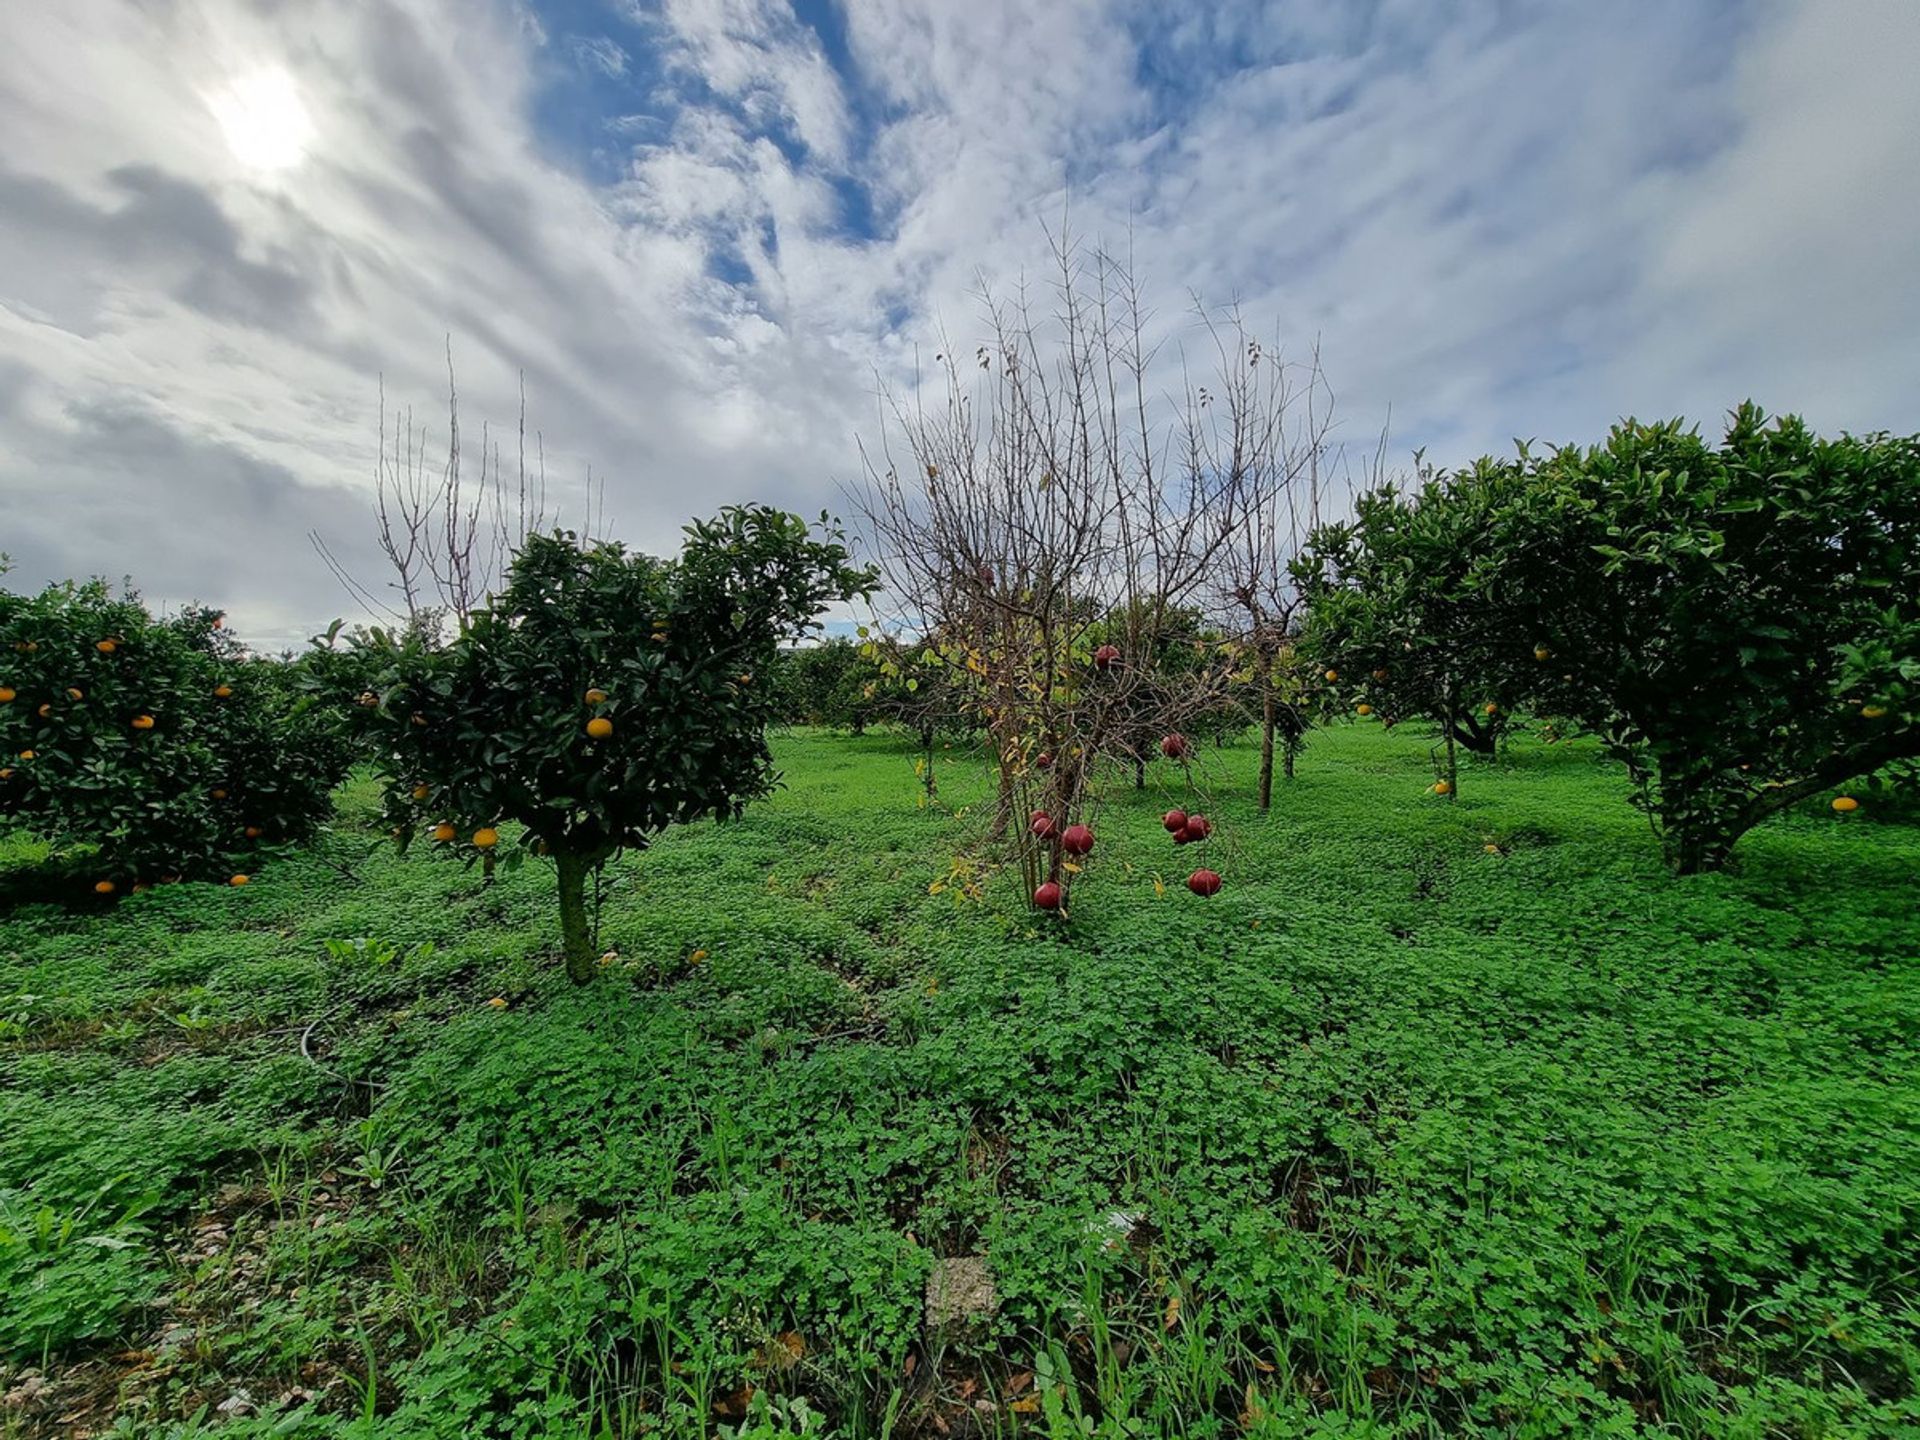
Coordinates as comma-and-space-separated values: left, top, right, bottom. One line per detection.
569, 35, 630, 78
0, 0, 1915, 646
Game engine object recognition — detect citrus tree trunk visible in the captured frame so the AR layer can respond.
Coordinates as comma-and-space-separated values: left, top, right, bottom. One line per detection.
554, 850, 596, 984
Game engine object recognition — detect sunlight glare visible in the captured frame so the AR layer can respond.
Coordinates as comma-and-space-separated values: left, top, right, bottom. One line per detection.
210, 66, 313, 172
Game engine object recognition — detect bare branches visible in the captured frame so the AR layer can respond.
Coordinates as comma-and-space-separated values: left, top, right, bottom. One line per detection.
851, 233, 1319, 867
311, 344, 556, 642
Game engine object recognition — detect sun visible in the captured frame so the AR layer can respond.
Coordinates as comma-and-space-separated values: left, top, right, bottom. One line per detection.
209, 67, 314, 172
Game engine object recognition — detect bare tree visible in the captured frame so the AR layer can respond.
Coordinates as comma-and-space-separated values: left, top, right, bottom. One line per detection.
853, 234, 1294, 908
312, 343, 562, 641
1209, 328, 1345, 808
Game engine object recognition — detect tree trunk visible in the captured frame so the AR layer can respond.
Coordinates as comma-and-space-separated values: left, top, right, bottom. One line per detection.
1661, 730, 1920, 873
1258, 692, 1276, 811
990, 754, 1015, 839
1443, 717, 1459, 801
1133, 755, 1146, 790
555, 850, 596, 984
1449, 717, 1497, 756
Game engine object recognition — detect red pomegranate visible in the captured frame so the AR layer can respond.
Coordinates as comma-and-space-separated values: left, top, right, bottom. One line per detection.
1183, 813, 1211, 840
1035, 752, 1053, 770
1093, 644, 1121, 670
1034, 881, 1063, 910
1030, 814, 1058, 840
1162, 808, 1188, 833
1187, 869, 1222, 897
1061, 824, 1094, 856
1160, 733, 1189, 759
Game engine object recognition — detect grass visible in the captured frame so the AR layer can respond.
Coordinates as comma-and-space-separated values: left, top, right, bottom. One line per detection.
2, 724, 1918, 1438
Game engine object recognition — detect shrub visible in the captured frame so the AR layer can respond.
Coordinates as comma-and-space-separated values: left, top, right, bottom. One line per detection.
362, 511, 871, 980
0, 581, 350, 890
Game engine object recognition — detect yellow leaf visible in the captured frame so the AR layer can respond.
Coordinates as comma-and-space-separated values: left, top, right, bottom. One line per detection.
1163, 1294, 1182, 1331
487, 997, 508, 1009
689, 949, 708, 963
1152, 876, 1166, 897
1063, 861, 1082, 874
928, 881, 946, 895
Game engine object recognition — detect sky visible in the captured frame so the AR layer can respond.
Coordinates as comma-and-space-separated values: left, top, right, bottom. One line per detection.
1, 0, 1916, 649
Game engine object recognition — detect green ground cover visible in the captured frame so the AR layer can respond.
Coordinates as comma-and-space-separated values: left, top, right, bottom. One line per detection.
2, 726, 1917, 1438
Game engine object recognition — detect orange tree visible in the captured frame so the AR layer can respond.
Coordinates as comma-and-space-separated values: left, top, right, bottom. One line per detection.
1470, 406, 1920, 870
0, 580, 349, 891
362, 511, 871, 981
1294, 457, 1528, 798
1300, 406, 1920, 867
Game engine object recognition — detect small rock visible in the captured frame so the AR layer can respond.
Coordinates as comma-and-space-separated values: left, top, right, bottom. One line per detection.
925, 1256, 999, 1329
4, 1372, 48, 1407
217, 1389, 256, 1417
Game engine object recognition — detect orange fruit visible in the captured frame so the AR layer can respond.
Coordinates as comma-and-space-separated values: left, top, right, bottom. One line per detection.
214, 684, 233, 699
432, 822, 456, 843
1372, 668, 1388, 681
36, 704, 50, 718
472, 827, 500, 849
0, 768, 12, 780
584, 688, 608, 705
1356, 703, 1372, 716
67, 687, 84, 701
132, 714, 155, 730
0, 687, 14, 703
1534, 645, 1551, 661
94, 879, 116, 895
229, 873, 250, 886
411, 784, 430, 801
17, 750, 34, 761
586, 717, 613, 740
1832, 796, 1860, 814
212, 788, 228, 800
1324, 669, 1339, 681
1483, 703, 1498, 716
244, 825, 263, 838
96, 639, 117, 654
1860, 705, 1888, 719
1433, 779, 1453, 796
